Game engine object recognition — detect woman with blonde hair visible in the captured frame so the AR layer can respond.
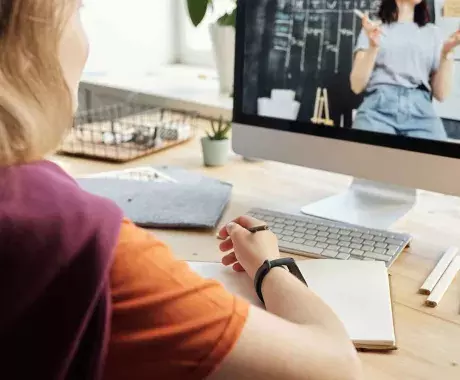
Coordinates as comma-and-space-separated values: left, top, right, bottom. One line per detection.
0, 1, 362, 379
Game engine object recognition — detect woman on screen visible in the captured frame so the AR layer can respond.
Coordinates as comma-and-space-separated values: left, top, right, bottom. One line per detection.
350, 0, 460, 140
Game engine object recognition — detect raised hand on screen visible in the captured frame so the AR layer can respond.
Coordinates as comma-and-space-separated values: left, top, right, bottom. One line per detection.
442, 29, 460, 56
362, 12, 382, 49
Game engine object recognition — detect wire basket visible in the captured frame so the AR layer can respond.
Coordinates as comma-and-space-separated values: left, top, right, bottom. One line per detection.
58, 103, 198, 162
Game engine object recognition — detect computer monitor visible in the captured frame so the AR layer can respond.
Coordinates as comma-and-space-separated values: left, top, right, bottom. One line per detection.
232, 0, 460, 229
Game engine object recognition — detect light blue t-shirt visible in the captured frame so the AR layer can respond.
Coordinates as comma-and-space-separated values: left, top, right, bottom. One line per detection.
354, 21, 444, 91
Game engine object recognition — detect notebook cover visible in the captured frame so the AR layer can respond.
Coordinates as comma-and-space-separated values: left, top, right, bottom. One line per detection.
77, 166, 232, 229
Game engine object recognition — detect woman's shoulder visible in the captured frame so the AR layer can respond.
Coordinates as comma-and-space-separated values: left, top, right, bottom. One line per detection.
0, 159, 123, 251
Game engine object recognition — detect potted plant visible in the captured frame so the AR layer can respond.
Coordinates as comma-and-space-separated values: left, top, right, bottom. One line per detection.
201, 117, 232, 166
186, 0, 236, 95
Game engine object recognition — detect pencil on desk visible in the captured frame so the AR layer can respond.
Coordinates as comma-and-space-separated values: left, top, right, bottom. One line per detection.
425, 256, 460, 308
419, 246, 458, 295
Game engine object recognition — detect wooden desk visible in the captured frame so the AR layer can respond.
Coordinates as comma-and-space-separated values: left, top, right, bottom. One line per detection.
53, 135, 460, 380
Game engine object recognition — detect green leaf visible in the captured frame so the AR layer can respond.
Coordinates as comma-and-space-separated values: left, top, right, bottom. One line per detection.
217, 8, 236, 27
187, 0, 210, 27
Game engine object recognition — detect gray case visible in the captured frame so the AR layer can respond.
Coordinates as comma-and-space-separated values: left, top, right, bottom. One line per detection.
77, 166, 232, 229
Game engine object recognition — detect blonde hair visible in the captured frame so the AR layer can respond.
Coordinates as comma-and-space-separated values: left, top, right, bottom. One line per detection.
0, 0, 75, 166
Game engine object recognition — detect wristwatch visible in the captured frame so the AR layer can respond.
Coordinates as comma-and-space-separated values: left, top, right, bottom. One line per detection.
254, 258, 308, 303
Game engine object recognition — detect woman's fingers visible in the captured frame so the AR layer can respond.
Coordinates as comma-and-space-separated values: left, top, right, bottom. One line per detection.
219, 237, 234, 252
217, 215, 264, 239
222, 252, 238, 266
232, 262, 245, 272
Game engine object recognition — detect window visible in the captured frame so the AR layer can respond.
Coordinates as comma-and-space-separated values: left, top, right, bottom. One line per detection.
177, 0, 235, 67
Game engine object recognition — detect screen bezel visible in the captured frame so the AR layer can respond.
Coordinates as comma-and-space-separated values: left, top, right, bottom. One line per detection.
232, 0, 460, 160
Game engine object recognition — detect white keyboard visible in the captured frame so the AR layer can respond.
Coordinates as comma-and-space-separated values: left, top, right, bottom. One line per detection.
246, 208, 411, 267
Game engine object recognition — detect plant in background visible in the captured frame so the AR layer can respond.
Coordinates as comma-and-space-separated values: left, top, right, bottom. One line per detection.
186, 0, 237, 28
206, 117, 232, 140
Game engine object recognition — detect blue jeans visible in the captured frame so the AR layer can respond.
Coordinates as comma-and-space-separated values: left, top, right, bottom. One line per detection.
353, 84, 447, 141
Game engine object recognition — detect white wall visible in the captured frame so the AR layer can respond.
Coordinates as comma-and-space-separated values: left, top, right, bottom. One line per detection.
81, 0, 176, 74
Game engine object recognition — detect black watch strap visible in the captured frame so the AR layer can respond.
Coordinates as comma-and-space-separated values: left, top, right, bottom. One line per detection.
254, 258, 308, 304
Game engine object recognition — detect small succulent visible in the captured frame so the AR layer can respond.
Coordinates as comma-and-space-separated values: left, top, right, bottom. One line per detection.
206, 117, 231, 140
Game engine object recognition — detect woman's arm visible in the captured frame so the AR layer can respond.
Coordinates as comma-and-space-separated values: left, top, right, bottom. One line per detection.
431, 30, 459, 102
350, 15, 382, 94
350, 48, 379, 94
104, 218, 362, 380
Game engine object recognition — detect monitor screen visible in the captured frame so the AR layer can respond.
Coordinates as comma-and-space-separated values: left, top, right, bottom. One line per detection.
234, 0, 460, 158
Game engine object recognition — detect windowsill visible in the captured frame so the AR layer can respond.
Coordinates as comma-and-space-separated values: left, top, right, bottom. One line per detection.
80, 64, 233, 119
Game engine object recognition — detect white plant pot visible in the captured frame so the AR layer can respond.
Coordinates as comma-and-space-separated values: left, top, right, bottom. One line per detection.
201, 137, 230, 167
209, 23, 235, 95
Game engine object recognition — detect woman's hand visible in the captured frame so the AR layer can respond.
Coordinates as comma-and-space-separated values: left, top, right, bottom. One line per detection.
362, 13, 382, 49
442, 29, 460, 57
217, 215, 280, 280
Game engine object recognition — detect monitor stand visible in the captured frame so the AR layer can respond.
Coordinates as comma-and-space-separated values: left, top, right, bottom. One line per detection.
301, 178, 417, 230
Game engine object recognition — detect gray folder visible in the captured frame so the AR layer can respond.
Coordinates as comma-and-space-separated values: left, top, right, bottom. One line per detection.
77, 166, 232, 229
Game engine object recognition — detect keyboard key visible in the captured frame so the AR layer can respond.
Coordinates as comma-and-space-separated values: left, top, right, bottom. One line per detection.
364, 240, 375, 246
350, 243, 362, 249
387, 244, 400, 251
274, 223, 285, 228
329, 233, 340, 239
349, 255, 363, 260
362, 234, 374, 240
339, 230, 351, 236
304, 234, 316, 241
316, 237, 327, 243
327, 239, 339, 245
264, 216, 275, 221
285, 225, 295, 231
374, 236, 385, 243
339, 247, 352, 254
328, 245, 340, 251
375, 242, 388, 249
280, 241, 324, 256
350, 232, 362, 238
351, 238, 364, 244
285, 220, 295, 225
328, 227, 339, 234
305, 240, 317, 246
307, 224, 317, 229
339, 236, 352, 242
293, 238, 305, 244
283, 230, 294, 236
295, 221, 306, 227
337, 253, 351, 260
317, 231, 329, 237
351, 249, 364, 256
386, 238, 403, 245
316, 242, 328, 249
272, 228, 282, 234
338, 241, 350, 247
373, 248, 388, 255
295, 227, 306, 233
362, 245, 374, 252
275, 218, 285, 223
363, 257, 375, 261
364, 252, 391, 262
293, 232, 304, 238
323, 250, 338, 258
281, 236, 294, 242
317, 225, 328, 232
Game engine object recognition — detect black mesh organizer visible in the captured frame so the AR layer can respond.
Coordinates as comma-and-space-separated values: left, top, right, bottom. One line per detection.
59, 103, 198, 162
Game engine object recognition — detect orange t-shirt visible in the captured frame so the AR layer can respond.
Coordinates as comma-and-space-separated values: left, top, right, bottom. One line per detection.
103, 219, 249, 380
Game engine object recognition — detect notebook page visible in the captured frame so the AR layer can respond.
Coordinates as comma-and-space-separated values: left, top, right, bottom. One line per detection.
187, 259, 394, 347
295, 260, 395, 346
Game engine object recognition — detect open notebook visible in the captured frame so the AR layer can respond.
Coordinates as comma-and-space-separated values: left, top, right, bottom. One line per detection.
188, 259, 396, 351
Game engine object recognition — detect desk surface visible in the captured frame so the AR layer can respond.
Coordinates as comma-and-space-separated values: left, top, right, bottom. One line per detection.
53, 134, 460, 380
